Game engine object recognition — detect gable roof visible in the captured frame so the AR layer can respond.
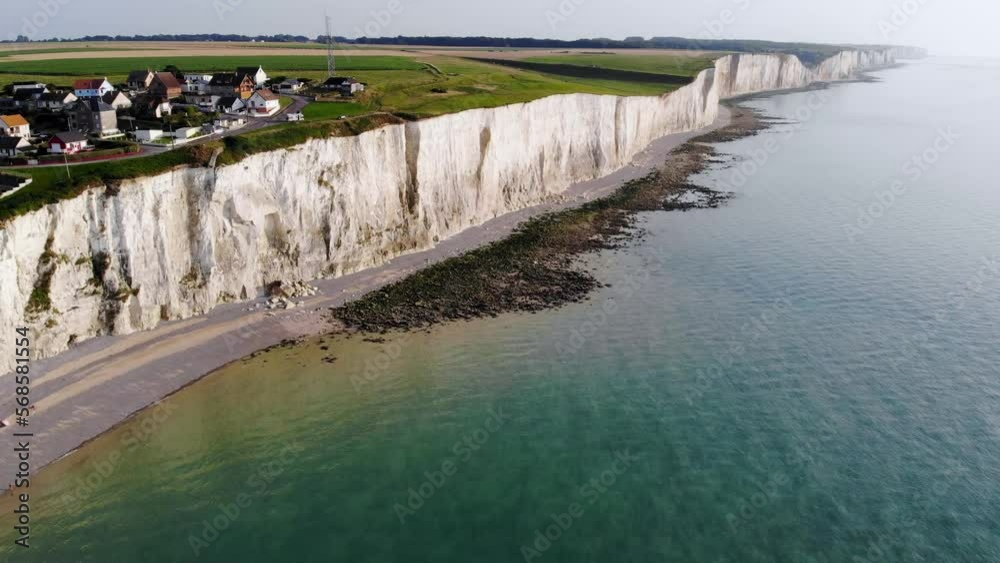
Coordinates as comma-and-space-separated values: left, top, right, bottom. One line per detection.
75, 99, 115, 113
0, 136, 28, 150
102, 91, 130, 104
211, 73, 254, 88
52, 131, 88, 143
127, 70, 153, 82
324, 76, 359, 86
39, 92, 76, 102
217, 96, 243, 108
0, 114, 29, 127
74, 78, 109, 90
152, 72, 182, 89
252, 90, 279, 101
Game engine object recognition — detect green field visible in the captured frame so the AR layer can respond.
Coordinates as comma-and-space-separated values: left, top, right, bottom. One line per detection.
524, 54, 720, 77
0, 55, 425, 76
302, 101, 370, 120
0, 47, 158, 58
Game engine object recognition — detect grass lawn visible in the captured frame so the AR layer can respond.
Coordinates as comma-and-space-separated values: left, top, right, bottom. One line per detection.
302, 101, 369, 120
0, 55, 424, 77
523, 53, 721, 77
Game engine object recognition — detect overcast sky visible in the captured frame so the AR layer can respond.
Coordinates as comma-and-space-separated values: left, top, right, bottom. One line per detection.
5, 0, 997, 57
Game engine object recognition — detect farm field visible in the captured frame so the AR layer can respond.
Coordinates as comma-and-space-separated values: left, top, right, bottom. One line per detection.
523, 53, 721, 76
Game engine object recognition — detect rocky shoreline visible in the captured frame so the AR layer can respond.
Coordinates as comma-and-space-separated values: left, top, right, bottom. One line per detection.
331, 106, 764, 333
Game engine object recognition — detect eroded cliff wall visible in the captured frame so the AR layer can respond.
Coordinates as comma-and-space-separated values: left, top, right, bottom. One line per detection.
0, 49, 895, 368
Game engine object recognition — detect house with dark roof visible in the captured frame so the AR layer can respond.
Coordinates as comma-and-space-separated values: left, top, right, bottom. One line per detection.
276, 79, 305, 93
126, 70, 154, 92
38, 91, 78, 112
73, 78, 114, 99
209, 73, 255, 99
102, 90, 133, 110
131, 95, 174, 119
150, 72, 183, 100
217, 96, 246, 114
67, 99, 119, 137
323, 77, 366, 96
235, 66, 268, 87
13, 88, 47, 110
49, 131, 89, 154
0, 136, 30, 158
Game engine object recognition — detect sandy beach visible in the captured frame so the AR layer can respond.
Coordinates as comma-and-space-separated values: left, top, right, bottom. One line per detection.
0, 106, 730, 478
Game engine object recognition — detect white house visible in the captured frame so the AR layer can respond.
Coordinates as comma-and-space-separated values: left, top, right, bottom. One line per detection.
236, 66, 268, 87
183, 74, 214, 95
217, 97, 246, 115
49, 132, 89, 155
247, 90, 281, 117
74, 78, 114, 99
0, 114, 30, 138
0, 136, 30, 158
102, 90, 133, 110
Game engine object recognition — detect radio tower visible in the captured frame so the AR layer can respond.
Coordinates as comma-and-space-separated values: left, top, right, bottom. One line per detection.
326, 14, 336, 78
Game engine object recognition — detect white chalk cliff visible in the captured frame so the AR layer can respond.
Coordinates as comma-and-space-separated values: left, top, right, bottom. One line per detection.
0, 49, 900, 369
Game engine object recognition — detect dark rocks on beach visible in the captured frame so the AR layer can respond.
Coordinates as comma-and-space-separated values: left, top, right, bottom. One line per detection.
329, 107, 765, 334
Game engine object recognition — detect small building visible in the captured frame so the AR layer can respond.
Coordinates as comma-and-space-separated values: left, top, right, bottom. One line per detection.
49, 131, 89, 155
11, 82, 47, 92
214, 116, 247, 129
102, 90, 133, 110
37, 91, 78, 112
247, 90, 281, 116
0, 114, 31, 138
323, 76, 365, 96
286, 112, 304, 122
276, 79, 304, 93
217, 96, 246, 115
67, 99, 119, 137
134, 129, 165, 143
235, 66, 268, 87
73, 78, 114, 99
172, 127, 200, 139
132, 95, 174, 119
126, 70, 154, 92
209, 73, 255, 100
0, 136, 30, 158
149, 72, 183, 100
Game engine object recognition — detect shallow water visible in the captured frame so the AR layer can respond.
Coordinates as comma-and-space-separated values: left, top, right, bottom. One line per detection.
4, 57, 1000, 562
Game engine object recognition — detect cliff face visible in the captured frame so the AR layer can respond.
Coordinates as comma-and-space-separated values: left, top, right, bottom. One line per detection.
0, 50, 895, 368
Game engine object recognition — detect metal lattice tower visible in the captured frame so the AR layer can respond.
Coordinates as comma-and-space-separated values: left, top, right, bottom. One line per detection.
326, 14, 336, 78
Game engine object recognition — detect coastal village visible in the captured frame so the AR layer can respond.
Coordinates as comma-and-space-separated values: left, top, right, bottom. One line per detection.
0, 64, 367, 195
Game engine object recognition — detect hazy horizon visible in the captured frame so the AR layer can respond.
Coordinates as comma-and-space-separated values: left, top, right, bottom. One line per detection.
3, 0, 998, 57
